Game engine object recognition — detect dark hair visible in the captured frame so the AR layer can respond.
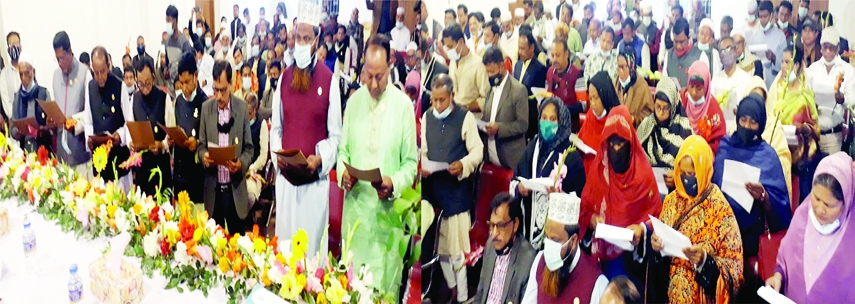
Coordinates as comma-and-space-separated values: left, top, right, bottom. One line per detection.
523, 0, 533, 6
622, 18, 637, 30
818, 11, 834, 26
533, 2, 544, 12
52, 31, 72, 52
233, 4, 239, 9
194, 38, 206, 53
718, 36, 734, 49
554, 38, 569, 54
233, 46, 243, 56
482, 45, 505, 65
779, 1, 793, 13
803, 0, 811, 5
484, 21, 500, 36
122, 53, 132, 62
457, 4, 468, 14
673, 18, 690, 37
490, 8, 501, 19
79, 52, 90, 64
584, 3, 595, 13
414, 0, 422, 13
445, 9, 457, 20
213, 60, 232, 83
136, 56, 155, 75
654, 92, 671, 104
366, 34, 392, 62
721, 16, 734, 28
759, 0, 774, 14
814, 173, 845, 202
431, 73, 454, 93
611, 276, 641, 303
470, 12, 485, 24
563, 4, 575, 19
6, 32, 19, 43
519, 26, 538, 49
166, 5, 179, 20
672, 5, 684, 18
601, 26, 616, 40
784, 46, 804, 67
91, 46, 108, 63
123, 66, 135, 77
489, 192, 522, 223
178, 52, 197, 75
565, 224, 580, 237
268, 60, 282, 71
418, 37, 430, 53
442, 23, 465, 42
337, 24, 347, 34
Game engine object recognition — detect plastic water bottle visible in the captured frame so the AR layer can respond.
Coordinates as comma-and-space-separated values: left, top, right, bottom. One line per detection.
22, 217, 36, 257
68, 264, 83, 303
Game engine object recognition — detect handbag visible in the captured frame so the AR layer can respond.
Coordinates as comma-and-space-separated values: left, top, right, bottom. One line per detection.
757, 216, 786, 280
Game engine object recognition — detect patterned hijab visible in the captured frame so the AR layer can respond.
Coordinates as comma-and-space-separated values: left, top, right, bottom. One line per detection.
674, 135, 715, 199
538, 97, 573, 155
637, 77, 694, 167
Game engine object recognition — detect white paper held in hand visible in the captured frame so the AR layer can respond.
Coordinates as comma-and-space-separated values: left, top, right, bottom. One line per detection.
476, 120, 488, 132
757, 286, 796, 304
531, 87, 546, 102
422, 159, 450, 174
569, 134, 597, 155
595, 223, 635, 251
518, 177, 553, 193
721, 159, 761, 213
651, 167, 669, 196
648, 215, 692, 260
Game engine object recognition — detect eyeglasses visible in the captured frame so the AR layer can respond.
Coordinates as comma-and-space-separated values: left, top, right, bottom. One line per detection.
487, 220, 513, 231
654, 104, 671, 113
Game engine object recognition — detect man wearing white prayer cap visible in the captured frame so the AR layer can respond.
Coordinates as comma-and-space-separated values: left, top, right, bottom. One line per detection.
805, 26, 855, 154
12, 52, 52, 153
405, 41, 419, 73
501, 9, 523, 68
745, 0, 759, 34
514, 8, 526, 28
696, 18, 721, 76
390, 6, 411, 55
731, 29, 764, 79
521, 193, 609, 303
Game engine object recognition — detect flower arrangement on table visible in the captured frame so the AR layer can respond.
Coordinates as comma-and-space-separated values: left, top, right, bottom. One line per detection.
0, 133, 389, 303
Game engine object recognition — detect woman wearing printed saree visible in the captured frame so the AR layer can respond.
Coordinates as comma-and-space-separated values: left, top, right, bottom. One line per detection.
680, 61, 726, 154
766, 152, 855, 302
579, 71, 621, 172
637, 77, 694, 191
580, 105, 662, 284
615, 46, 654, 128
638, 135, 744, 303
511, 97, 587, 249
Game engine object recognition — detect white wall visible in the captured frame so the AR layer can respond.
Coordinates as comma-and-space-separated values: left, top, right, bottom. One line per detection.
214, 0, 375, 35
0, 0, 196, 93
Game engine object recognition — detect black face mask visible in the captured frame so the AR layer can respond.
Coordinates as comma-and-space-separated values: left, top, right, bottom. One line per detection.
736, 124, 760, 145
681, 174, 699, 197
496, 234, 514, 255
8, 46, 20, 61
270, 78, 279, 90
608, 138, 632, 173
489, 73, 503, 87
137, 46, 146, 56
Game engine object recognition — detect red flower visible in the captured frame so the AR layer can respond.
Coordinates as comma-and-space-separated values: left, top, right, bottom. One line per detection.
37, 146, 49, 166
160, 239, 171, 256
22, 167, 30, 182
179, 220, 195, 242
149, 206, 161, 223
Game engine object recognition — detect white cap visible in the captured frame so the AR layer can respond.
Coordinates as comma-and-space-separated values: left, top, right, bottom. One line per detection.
501, 8, 512, 22
821, 27, 840, 46
547, 193, 581, 226
747, 0, 758, 13
406, 41, 418, 52
297, 0, 322, 26
641, 1, 653, 14
515, 8, 525, 18
17, 52, 32, 67
397, 7, 405, 15
699, 18, 713, 32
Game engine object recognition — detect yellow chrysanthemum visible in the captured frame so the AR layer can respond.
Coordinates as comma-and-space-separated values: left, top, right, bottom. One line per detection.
316, 292, 328, 304
279, 272, 301, 300
218, 256, 229, 273
230, 234, 240, 248
292, 229, 309, 254
92, 145, 109, 174
261, 268, 272, 286
107, 205, 118, 219
216, 236, 227, 251
0, 131, 7, 148
193, 227, 204, 242
325, 278, 347, 304
132, 203, 142, 215
253, 238, 266, 253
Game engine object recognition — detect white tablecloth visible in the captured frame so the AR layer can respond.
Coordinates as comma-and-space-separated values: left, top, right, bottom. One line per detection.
0, 199, 231, 304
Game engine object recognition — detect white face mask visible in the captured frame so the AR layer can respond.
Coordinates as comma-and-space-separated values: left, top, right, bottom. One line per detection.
620, 74, 631, 87
778, 20, 789, 29
747, 14, 757, 22
205, 37, 212, 47
396, 21, 404, 29
432, 106, 452, 119
222, 47, 229, 54
698, 42, 710, 51
543, 238, 570, 271
294, 40, 315, 69
689, 94, 705, 106
126, 85, 135, 95
611, 22, 622, 31
798, 7, 808, 19
251, 45, 260, 57
787, 70, 798, 83
195, 27, 204, 35
762, 21, 773, 31
823, 56, 837, 66
166, 22, 174, 36
221, 21, 227, 29
242, 77, 252, 90
809, 207, 841, 235
259, 31, 266, 38
505, 29, 514, 38
642, 16, 652, 26
446, 43, 461, 61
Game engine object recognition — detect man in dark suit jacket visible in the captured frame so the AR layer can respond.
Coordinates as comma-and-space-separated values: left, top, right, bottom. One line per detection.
231, 4, 242, 40
513, 29, 547, 141
473, 193, 536, 304
481, 47, 529, 170
419, 39, 448, 116
198, 60, 254, 234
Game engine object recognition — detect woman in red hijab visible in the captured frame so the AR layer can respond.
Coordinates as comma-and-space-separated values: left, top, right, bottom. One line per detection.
580, 105, 663, 285
579, 71, 621, 172
681, 61, 726, 154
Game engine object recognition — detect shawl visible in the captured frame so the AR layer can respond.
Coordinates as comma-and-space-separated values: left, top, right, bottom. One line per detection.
776, 152, 855, 303
680, 62, 725, 154
660, 135, 744, 303
684, 61, 716, 129
616, 70, 654, 127
770, 72, 818, 126
580, 105, 662, 261
538, 97, 574, 163
579, 71, 620, 170
638, 77, 693, 168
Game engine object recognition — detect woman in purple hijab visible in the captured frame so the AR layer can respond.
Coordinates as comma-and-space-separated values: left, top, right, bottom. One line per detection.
766, 152, 855, 302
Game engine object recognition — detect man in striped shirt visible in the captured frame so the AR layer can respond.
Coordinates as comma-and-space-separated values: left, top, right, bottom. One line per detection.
473, 193, 536, 304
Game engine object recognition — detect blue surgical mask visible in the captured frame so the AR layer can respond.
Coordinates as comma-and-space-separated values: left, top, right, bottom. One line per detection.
539, 120, 559, 142
681, 174, 699, 197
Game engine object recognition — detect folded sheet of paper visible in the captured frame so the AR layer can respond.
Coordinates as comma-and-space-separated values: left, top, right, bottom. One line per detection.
274, 149, 308, 166
722, 159, 761, 213
595, 223, 635, 251
757, 286, 796, 304
107, 232, 131, 276
244, 284, 290, 304
570, 134, 597, 155
158, 123, 188, 145
37, 99, 66, 125
343, 162, 382, 183
651, 167, 669, 196
127, 121, 156, 149
531, 87, 546, 101
208, 144, 236, 166
519, 177, 553, 193
649, 215, 692, 260
748, 44, 768, 53
422, 159, 449, 173
476, 120, 488, 132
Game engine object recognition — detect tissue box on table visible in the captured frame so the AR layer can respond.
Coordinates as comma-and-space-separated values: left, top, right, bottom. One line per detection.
0, 206, 8, 235
89, 254, 144, 304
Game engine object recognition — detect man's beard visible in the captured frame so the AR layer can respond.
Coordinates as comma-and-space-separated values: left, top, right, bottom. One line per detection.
541, 253, 571, 297
291, 66, 312, 93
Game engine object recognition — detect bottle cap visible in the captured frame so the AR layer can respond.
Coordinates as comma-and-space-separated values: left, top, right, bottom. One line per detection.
70, 264, 78, 274
23, 218, 30, 228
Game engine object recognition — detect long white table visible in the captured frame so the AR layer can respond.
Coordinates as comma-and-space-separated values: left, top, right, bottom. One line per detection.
0, 199, 231, 303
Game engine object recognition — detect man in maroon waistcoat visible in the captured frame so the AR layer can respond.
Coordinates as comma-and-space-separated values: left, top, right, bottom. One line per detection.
270, 0, 342, 258
521, 193, 608, 304
547, 38, 583, 132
